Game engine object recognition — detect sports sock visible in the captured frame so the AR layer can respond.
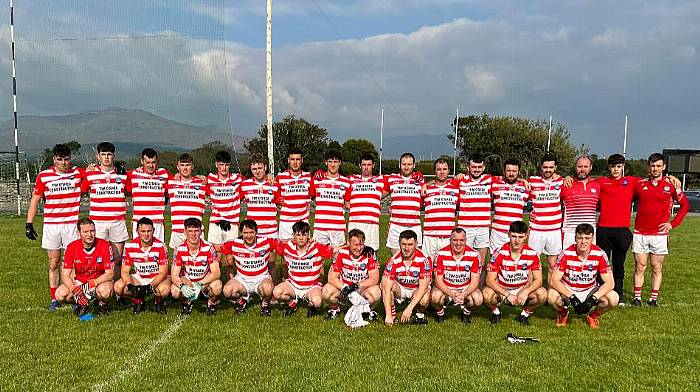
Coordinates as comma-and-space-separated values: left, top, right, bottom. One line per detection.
650, 289, 659, 301
415, 312, 425, 319
50, 287, 57, 300
391, 304, 396, 318
520, 307, 532, 317
261, 299, 270, 308
589, 310, 601, 319
330, 303, 340, 311
463, 307, 472, 315
288, 299, 298, 309
633, 286, 642, 300
490, 306, 501, 315
236, 297, 246, 306
207, 298, 219, 307
436, 306, 445, 317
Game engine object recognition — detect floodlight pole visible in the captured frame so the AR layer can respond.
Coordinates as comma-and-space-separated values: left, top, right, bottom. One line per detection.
9, 0, 21, 215
453, 109, 459, 176
547, 115, 553, 152
379, 108, 384, 175
265, 0, 274, 174
623, 115, 628, 158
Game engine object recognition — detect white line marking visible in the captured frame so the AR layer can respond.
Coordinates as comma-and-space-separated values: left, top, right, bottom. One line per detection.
90, 315, 188, 392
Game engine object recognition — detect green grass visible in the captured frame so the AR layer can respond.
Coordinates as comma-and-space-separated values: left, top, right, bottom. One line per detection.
1, 215, 699, 391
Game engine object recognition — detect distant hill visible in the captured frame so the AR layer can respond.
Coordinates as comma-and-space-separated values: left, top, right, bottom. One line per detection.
381, 133, 454, 160
1, 108, 248, 158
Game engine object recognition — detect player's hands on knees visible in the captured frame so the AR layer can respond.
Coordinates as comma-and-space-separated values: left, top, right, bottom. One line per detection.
452, 291, 464, 305
507, 294, 518, 306
25, 223, 38, 240
516, 292, 529, 306
569, 295, 585, 314
580, 295, 598, 314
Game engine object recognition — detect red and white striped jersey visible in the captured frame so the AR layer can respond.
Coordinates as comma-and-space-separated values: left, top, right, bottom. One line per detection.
491, 179, 529, 233
166, 177, 207, 234
128, 168, 170, 223
276, 240, 333, 288
82, 167, 127, 222
528, 176, 563, 232
311, 175, 351, 231
488, 243, 541, 290
423, 182, 459, 237
346, 175, 385, 224
206, 173, 244, 224
382, 249, 432, 290
123, 238, 168, 280
173, 240, 217, 282
63, 238, 113, 282
221, 238, 277, 279
33, 166, 82, 225
560, 178, 600, 231
455, 174, 493, 228
240, 179, 279, 236
276, 170, 312, 223
330, 246, 379, 285
434, 245, 481, 290
555, 244, 609, 291
383, 174, 424, 227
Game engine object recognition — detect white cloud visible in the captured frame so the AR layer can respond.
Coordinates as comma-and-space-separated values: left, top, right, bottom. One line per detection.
464, 65, 504, 100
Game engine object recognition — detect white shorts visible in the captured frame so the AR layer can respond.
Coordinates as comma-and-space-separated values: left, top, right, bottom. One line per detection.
528, 230, 562, 256
394, 284, 416, 304
289, 281, 322, 301
386, 223, 422, 249
562, 285, 598, 303
129, 272, 154, 286
132, 221, 165, 244
235, 274, 272, 301
207, 222, 240, 245
489, 229, 509, 254
313, 229, 346, 247
422, 235, 449, 262
461, 226, 490, 250
95, 220, 129, 243
632, 234, 668, 255
278, 221, 302, 241
42, 223, 79, 250
347, 222, 379, 251
562, 227, 596, 250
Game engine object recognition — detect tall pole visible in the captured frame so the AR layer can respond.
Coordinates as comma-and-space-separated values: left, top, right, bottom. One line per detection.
623, 115, 628, 158
9, 0, 21, 215
265, 0, 274, 174
379, 108, 384, 175
547, 115, 553, 152
453, 109, 459, 176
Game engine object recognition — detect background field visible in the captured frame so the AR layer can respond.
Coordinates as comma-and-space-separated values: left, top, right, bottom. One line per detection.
1, 215, 698, 391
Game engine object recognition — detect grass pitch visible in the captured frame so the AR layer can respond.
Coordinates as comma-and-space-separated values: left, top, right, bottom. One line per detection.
1, 215, 698, 391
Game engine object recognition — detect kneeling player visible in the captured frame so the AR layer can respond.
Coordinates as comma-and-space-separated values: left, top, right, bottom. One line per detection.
114, 217, 170, 314
380, 230, 432, 325
483, 221, 547, 325
548, 223, 618, 329
55, 218, 114, 315
430, 228, 483, 324
222, 219, 276, 316
273, 221, 335, 317
322, 229, 381, 320
170, 218, 223, 315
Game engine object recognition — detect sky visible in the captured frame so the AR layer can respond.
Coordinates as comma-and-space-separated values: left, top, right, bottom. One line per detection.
0, 0, 699, 157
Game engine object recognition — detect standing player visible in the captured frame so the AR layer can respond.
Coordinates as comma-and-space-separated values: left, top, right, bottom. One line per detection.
171, 218, 223, 315
127, 148, 170, 242
272, 221, 335, 317
25, 144, 82, 310
383, 153, 424, 256
560, 156, 600, 249
483, 221, 547, 325
346, 154, 384, 251
322, 229, 381, 320
380, 230, 432, 325
166, 153, 208, 250
430, 228, 483, 324
527, 153, 564, 276
221, 219, 277, 317
55, 218, 114, 315
631, 153, 689, 306
455, 153, 493, 265
82, 142, 129, 282
489, 158, 529, 254
548, 223, 618, 329
422, 158, 460, 260
206, 150, 244, 255
241, 155, 280, 238
114, 217, 170, 314
275, 148, 312, 241
311, 150, 351, 247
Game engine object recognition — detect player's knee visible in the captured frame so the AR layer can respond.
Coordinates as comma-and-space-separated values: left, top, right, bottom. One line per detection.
482, 287, 495, 304
605, 291, 619, 307
113, 280, 125, 295
321, 284, 336, 300
55, 286, 69, 302
96, 283, 113, 299
364, 286, 381, 304
171, 285, 181, 299
535, 288, 548, 304
156, 283, 170, 298
430, 289, 443, 305
418, 292, 430, 307
470, 291, 484, 307
309, 295, 322, 308
210, 280, 223, 295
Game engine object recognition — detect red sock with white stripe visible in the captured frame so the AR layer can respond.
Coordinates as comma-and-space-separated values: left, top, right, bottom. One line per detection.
490, 306, 501, 315
650, 289, 659, 301
520, 307, 533, 317
261, 299, 270, 308
391, 304, 396, 318
462, 307, 472, 315
236, 298, 246, 307
330, 303, 340, 311
436, 306, 445, 317
633, 286, 642, 300
288, 299, 298, 309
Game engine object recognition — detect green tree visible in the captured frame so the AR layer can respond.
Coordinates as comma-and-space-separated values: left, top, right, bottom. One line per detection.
39, 140, 82, 170
245, 115, 330, 173
449, 113, 586, 176
341, 138, 379, 165
189, 141, 236, 175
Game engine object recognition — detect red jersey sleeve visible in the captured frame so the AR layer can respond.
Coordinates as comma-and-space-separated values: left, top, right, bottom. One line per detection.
33, 175, 45, 196
275, 241, 288, 257
102, 243, 114, 271
220, 241, 233, 255
435, 255, 445, 276
80, 175, 90, 194
62, 244, 76, 270
598, 254, 610, 275
529, 254, 541, 271
173, 250, 184, 267
207, 246, 217, 265
123, 247, 133, 267
554, 253, 568, 272
469, 254, 481, 274
367, 254, 378, 271
382, 176, 391, 194
670, 188, 689, 228
382, 260, 396, 280
157, 246, 168, 266
419, 258, 432, 279
318, 243, 334, 259
488, 252, 502, 273
331, 254, 343, 273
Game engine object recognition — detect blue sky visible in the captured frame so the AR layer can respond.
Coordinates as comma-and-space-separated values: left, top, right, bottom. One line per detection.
1, 0, 699, 158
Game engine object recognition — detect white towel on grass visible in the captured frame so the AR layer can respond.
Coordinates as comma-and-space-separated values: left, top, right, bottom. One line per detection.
344, 291, 370, 329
